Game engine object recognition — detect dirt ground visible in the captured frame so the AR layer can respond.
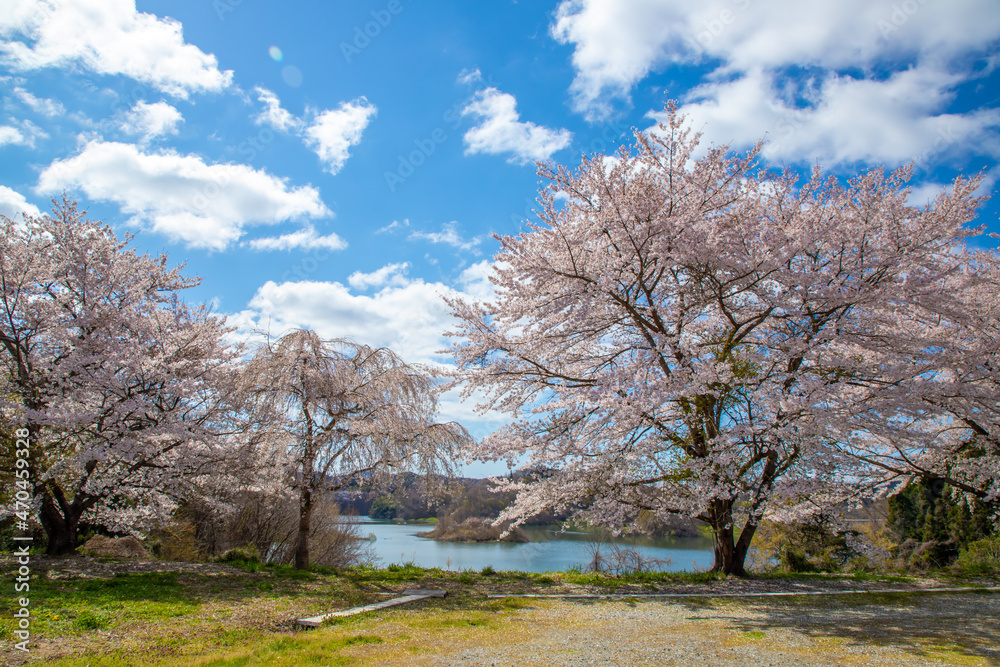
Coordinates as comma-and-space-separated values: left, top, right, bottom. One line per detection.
430, 593, 1000, 666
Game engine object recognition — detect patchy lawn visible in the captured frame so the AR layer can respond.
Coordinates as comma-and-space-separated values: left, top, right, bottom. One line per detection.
0, 556, 996, 666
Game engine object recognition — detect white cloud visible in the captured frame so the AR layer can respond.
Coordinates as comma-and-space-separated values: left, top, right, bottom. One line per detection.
376, 218, 410, 234
455, 260, 497, 302
0, 125, 26, 146
457, 68, 482, 85
232, 278, 458, 367
551, 0, 691, 119
36, 141, 330, 250
253, 86, 302, 133
409, 221, 482, 253
462, 87, 572, 163
661, 66, 1000, 166
906, 169, 999, 207
120, 101, 183, 141
347, 262, 410, 291
0, 119, 45, 148
550, 0, 1000, 170
303, 98, 377, 175
231, 264, 511, 431
13, 86, 64, 116
905, 181, 952, 206
0, 185, 42, 219
247, 89, 374, 174
0, 0, 232, 98
246, 224, 346, 252
551, 0, 1000, 118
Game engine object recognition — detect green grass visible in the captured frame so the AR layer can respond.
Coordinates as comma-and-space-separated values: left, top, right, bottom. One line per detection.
0, 572, 198, 639
4, 556, 996, 666
35, 596, 531, 667
73, 610, 112, 630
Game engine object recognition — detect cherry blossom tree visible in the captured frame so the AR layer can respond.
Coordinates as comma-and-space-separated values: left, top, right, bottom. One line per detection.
833, 249, 1000, 508
238, 329, 470, 569
0, 198, 236, 554
446, 107, 990, 575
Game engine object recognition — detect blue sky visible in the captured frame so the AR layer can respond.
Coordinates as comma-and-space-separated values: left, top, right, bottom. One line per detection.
2, 1, 999, 472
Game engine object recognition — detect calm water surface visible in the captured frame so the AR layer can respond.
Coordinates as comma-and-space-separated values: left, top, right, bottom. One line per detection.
357, 517, 715, 573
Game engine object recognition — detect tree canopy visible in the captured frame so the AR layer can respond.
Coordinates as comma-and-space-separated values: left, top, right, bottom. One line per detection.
0, 198, 236, 554
237, 329, 470, 568
446, 107, 995, 575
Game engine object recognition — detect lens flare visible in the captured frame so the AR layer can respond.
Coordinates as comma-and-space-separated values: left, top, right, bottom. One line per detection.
268, 46, 283, 62
282, 65, 303, 88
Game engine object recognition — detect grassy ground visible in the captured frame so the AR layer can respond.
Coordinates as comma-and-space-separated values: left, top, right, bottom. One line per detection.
0, 558, 995, 665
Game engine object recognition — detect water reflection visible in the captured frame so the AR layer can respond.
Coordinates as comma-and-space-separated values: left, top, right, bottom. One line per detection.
357, 517, 715, 573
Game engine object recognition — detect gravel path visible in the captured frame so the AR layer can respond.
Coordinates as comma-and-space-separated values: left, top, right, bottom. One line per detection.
434, 593, 1000, 666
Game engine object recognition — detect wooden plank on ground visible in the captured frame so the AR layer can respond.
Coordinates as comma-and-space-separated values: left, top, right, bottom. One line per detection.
297, 589, 447, 627
402, 589, 447, 597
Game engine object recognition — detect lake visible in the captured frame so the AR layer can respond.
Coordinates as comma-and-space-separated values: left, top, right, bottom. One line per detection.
356, 517, 716, 573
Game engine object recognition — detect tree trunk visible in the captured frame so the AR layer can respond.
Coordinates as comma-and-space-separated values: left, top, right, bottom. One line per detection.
37, 455, 103, 556
295, 484, 313, 569
707, 498, 756, 576
39, 488, 83, 555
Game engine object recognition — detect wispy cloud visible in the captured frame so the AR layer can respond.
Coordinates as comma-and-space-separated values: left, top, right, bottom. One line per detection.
253, 86, 303, 133
376, 219, 410, 234
347, 262, 410, 290
409, 221, 482, 253
14, 87, 65, 117
246, 224, 346, 252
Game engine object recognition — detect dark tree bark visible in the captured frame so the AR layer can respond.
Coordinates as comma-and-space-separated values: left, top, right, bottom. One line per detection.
38, 484, 97, 555
707, 498, 758, 576
294, 435, 316, 570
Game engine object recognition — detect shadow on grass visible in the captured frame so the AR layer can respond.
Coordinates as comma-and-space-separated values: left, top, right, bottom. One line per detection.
677, 590, 1000, 665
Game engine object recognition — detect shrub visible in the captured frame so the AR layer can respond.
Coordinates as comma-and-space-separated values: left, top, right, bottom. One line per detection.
748, 514, 863, 573
148, 520, 204, 562
955, 536, 1000, 575
74, 610, 111, 630
213, 544, 261, 565
369, 495, 398, 520
187, 488, 373, 568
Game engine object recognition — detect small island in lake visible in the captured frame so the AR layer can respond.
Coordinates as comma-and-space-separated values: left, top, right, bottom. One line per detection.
421, 517, 529, 543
